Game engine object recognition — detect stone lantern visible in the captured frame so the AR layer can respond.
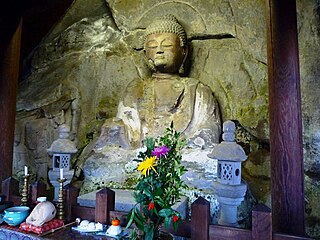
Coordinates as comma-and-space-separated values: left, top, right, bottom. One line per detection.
47, 124, 77, 200
208, 120, 247, 226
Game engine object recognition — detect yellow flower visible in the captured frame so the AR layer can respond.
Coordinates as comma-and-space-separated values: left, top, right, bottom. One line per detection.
138, 156, 157, 176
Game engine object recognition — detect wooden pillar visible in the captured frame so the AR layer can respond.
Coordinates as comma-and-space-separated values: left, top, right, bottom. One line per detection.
65, 184, 80, 223
95, 188, 115, 225
1, 177, 19, 201
30, 181, 47, 203
191, 197, 210, 240
0, 13, 22, 188
265, 0, 305, 236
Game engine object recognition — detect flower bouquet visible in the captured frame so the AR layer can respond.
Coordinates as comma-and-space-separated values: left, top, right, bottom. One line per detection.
126, 123, 188, 240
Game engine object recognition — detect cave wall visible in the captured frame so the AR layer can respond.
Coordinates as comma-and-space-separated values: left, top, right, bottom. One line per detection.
14, 0, 320, 237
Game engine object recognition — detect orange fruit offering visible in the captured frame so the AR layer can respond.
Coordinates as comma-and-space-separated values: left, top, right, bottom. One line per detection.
111, 218, 120, 226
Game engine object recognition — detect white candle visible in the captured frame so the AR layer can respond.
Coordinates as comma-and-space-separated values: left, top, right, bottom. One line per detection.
60, 168, 64, 180
24, 166, 28, 176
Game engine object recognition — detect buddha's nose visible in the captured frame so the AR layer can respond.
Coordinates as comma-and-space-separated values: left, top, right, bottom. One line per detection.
156, 46, 164, 54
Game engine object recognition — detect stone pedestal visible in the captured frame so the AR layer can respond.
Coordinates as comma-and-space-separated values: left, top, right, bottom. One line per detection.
48, 169, 74, 201
77, 189, 188, 220
212, 181, 247, 226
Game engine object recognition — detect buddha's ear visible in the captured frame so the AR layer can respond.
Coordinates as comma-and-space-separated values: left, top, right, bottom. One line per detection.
183, 45, 189, 62
179, 45, 189, 75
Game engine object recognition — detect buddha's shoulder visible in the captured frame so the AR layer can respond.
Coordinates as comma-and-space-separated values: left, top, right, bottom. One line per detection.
182, 77, 210, 90
124, 77, 210, 92
182, 77, 199, 85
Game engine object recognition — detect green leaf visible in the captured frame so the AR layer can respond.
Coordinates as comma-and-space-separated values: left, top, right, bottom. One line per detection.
158, 208, 172, 218
134, 207, 146, 222
173, 220, 179, 231
133, 210, 145, 231
130, 229, 139, 240
145, 137, 155, 155
164, 216, 171, 227
144, 224, 154, 240
143, 189, 153, 198
125, 208, 135, 229
133, 217, 145, 231
153, 188, 163, 196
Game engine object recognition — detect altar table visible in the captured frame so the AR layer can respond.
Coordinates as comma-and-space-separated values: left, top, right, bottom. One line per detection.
0, 224, 120, 240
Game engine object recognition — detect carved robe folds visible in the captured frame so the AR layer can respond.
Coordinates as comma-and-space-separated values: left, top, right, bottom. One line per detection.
97, 75, 221, 150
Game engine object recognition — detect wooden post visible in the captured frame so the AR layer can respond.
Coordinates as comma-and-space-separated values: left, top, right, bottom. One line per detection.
95, 188, 115, 225
265, 0, 305, 236
0, 14, 22, 189
191, 197, 210, 240
252, 204, 272, 240
30, 181, 46, 203
64, 184, 80, 223
1, 177, 19, 202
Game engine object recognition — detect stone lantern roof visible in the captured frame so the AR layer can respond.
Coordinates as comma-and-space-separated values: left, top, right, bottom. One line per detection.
47, 124, 77, 156
207, 120, 246, 162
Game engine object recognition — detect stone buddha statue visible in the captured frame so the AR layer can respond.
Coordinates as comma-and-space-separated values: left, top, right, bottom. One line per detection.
96, 15, 221, 150
80, 14, 222, 194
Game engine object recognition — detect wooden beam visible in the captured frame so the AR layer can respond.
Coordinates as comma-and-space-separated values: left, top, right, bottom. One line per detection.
0, 14, 22, 188
72, 205, 95, 222
273, 234, 313, 240
252, 204, 272, 240
265, 0, 305, 236
165, 219, 191, 238
209, 224, 252, 240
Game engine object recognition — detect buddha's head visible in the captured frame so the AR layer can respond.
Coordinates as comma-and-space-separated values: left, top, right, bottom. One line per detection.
144, 14, 188, 74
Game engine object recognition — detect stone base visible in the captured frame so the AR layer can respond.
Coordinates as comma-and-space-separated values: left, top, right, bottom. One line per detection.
212, 181, 247, 226
81, 147, 218, 194
77, 189, 188, 219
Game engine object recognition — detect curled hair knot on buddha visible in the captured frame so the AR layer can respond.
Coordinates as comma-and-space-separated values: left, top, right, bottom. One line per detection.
145, 14, 187, 47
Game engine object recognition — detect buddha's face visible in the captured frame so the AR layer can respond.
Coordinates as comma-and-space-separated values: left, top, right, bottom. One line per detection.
145, 32, 185, 74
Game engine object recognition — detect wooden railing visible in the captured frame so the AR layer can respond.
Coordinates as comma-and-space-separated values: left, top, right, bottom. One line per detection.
1, 178, 313, 240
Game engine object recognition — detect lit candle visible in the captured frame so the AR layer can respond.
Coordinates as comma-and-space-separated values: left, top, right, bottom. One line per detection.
60, 168, 64, 180
24, 166, 28, 176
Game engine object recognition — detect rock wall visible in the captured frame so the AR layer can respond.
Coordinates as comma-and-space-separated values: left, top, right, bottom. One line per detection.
298, 0, 320, 236
15, 0, 320, 237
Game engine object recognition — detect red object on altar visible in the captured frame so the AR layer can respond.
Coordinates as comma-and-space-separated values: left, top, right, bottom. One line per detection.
19, 219, 64, 234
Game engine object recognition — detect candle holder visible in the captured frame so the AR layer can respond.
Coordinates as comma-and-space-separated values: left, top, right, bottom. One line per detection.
21, 175, 30, 206
57, 178, 66, 221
